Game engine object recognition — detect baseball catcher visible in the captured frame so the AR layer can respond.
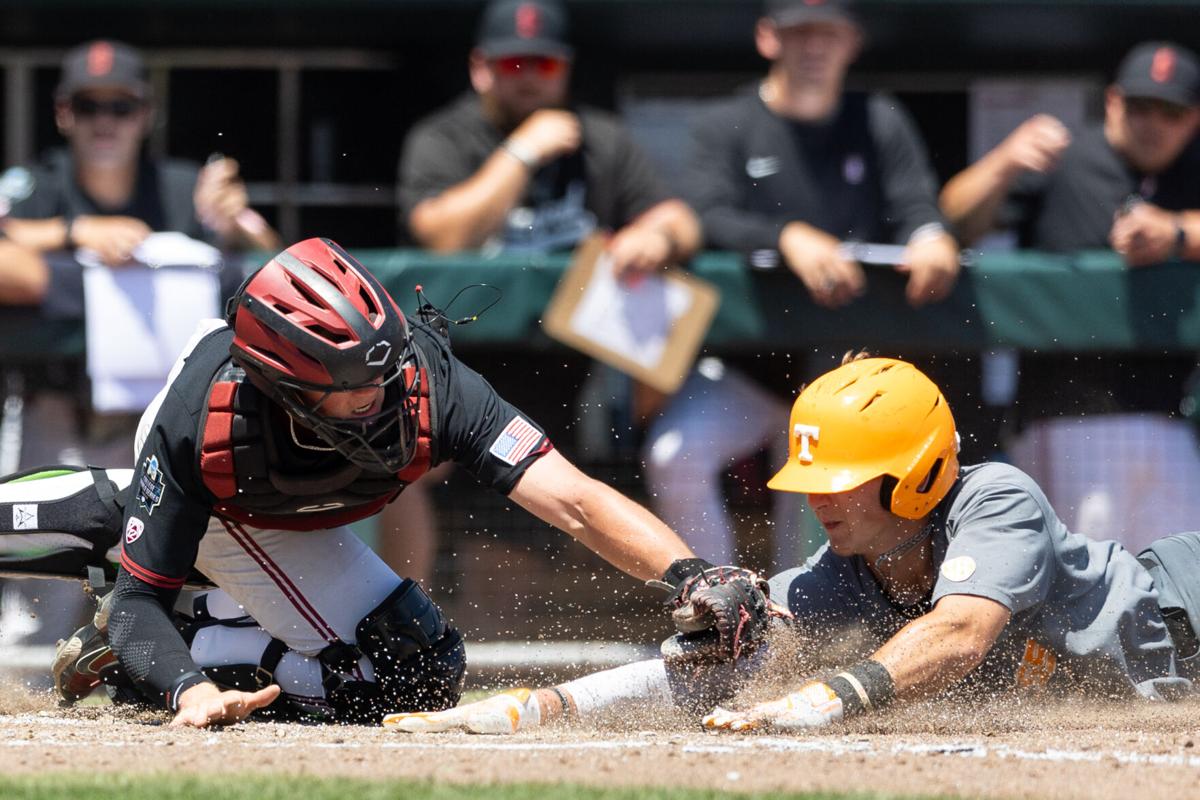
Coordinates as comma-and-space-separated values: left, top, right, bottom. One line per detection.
6, 237, 771, 727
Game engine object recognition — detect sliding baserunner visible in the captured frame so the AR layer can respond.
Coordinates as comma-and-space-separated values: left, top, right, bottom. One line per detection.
386, 355, 1200, 734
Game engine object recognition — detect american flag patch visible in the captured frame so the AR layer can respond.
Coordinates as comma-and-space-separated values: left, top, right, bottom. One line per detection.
489, 415, 543, 465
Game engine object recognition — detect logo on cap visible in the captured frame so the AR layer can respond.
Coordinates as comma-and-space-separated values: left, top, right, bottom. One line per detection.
1151, 47, 1177, 84
516, 2, 542, 39
794, 423, 820, 463
87, 42, 115, 77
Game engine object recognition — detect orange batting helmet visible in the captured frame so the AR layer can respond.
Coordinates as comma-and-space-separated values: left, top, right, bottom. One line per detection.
767, 357, 960, 519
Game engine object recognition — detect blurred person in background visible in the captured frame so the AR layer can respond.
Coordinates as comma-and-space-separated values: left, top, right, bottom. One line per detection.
641, 0, 961, 569
3, 40, 279, 264
0, 40, 280, 655
392, 0, 700, 584
940, 41, 1200, 553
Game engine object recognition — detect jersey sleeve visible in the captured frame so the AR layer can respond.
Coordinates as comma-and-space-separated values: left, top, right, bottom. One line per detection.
605, 122, 672, 226
396, 116, 477, 238
867, 95, 947, 243
931, 479, 1055, 613
435, 347, 553, 495
681, 100, 785, 254
119, 387, 213, 592
6, 164, 61, 220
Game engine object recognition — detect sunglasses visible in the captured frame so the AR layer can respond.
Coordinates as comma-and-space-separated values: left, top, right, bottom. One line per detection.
70, 96, 145, 119
1124, 96, 1192, 122
492, 55, 567, 79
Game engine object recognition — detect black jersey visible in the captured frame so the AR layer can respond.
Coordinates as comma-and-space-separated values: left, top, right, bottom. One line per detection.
398, 94, 670, 250
8, 148, 209, 239
112, 322, 552, 702
681, 86, 946, 269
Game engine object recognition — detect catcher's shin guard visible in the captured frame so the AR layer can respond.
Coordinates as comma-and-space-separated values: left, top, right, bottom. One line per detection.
319, 579, 466, 724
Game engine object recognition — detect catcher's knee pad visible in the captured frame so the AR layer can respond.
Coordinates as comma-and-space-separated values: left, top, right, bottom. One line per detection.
320, 579, 465, 724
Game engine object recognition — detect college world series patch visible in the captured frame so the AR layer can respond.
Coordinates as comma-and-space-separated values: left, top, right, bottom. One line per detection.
489, 416, 543, 466
136, 454, 166, 515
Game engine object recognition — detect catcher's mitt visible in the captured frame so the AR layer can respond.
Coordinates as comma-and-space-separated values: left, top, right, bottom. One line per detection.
655, 565, 791, 665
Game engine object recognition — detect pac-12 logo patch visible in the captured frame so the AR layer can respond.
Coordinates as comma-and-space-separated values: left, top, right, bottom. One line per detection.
136, 454, 166, 515
125, 516, 145, 544
489, 416, 543, 466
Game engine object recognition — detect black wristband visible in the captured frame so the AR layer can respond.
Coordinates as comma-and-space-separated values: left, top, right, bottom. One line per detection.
63, 215, 77, 248
548, 686, 573, 720
165, 670, 213, 712
661, 558, 716, 588
826, 659, 896, 717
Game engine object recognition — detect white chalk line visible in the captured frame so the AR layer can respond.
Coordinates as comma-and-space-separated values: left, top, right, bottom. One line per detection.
1, 716, 1198, 769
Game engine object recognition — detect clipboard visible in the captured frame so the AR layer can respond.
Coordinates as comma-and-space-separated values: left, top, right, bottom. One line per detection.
542, 234, 719, 394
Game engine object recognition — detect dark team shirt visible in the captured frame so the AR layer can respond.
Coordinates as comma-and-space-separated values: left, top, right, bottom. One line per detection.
397, 93, 670, 250
681, 86, 946, 268
112, 322, 553, 703
8, 148, 208, 239
4, 148, 216, 321
1000, 125, 1200, 421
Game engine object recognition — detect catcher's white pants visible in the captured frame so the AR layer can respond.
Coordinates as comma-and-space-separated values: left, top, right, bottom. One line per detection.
1008, 413, 1200, 554
133, 325, 404, 710
181, 520, 404, 711
642, 360, 803, 568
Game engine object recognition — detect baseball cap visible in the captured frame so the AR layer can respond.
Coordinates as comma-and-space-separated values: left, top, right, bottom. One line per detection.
477, 0, 573, 60
56, 40, 149, 100
1115, 42, 1200, 108
765, 0, 857, 28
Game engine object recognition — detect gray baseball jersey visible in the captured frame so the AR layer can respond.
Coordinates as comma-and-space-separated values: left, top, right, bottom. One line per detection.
769, 462, 1188, 700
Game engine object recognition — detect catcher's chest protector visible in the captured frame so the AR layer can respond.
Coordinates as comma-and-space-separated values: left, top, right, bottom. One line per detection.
197, 363, 434, 531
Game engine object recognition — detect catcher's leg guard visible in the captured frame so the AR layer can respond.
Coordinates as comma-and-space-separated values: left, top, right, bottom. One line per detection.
319, 579, 465, 725
0, 465, 131, 580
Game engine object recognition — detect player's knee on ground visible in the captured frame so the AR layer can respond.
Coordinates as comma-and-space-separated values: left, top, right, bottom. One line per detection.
319, 578, 465, 724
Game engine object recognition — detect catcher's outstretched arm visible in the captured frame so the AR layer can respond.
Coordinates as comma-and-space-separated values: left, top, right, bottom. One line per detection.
509, 449, 694, 582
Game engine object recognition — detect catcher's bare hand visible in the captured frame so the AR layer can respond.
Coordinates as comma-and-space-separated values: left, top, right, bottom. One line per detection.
170, 681, 280, 728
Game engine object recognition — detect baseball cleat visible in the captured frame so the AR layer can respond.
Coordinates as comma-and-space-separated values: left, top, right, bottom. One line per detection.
51, 621, 118, 705
383, 688, 541, 734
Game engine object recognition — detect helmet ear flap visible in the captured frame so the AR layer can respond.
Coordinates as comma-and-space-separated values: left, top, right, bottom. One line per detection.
878, 474, 899, 513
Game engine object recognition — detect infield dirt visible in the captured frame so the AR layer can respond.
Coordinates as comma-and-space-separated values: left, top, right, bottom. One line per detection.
2, 682, 1199, 800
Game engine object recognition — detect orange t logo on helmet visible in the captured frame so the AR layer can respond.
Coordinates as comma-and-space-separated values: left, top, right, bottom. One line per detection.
768, 357, 960, 520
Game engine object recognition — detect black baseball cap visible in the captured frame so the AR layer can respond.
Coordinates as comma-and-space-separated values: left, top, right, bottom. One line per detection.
765, 0, 857, 27
477, 0, 573, 60
56, 40, 149, 100
1115, 41, 1200, 108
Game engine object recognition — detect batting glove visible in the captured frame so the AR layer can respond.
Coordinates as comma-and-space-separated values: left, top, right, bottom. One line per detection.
703, 681, 844, 732
382, 688, 541, 735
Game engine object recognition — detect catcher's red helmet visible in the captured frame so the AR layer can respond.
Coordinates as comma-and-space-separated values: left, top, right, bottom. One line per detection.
228, 238, 419, 473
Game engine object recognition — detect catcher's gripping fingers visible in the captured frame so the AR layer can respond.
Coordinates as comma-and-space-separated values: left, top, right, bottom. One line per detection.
669, 566, 788, 659
703, 682, 844, 732
382, 688, 540, 735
